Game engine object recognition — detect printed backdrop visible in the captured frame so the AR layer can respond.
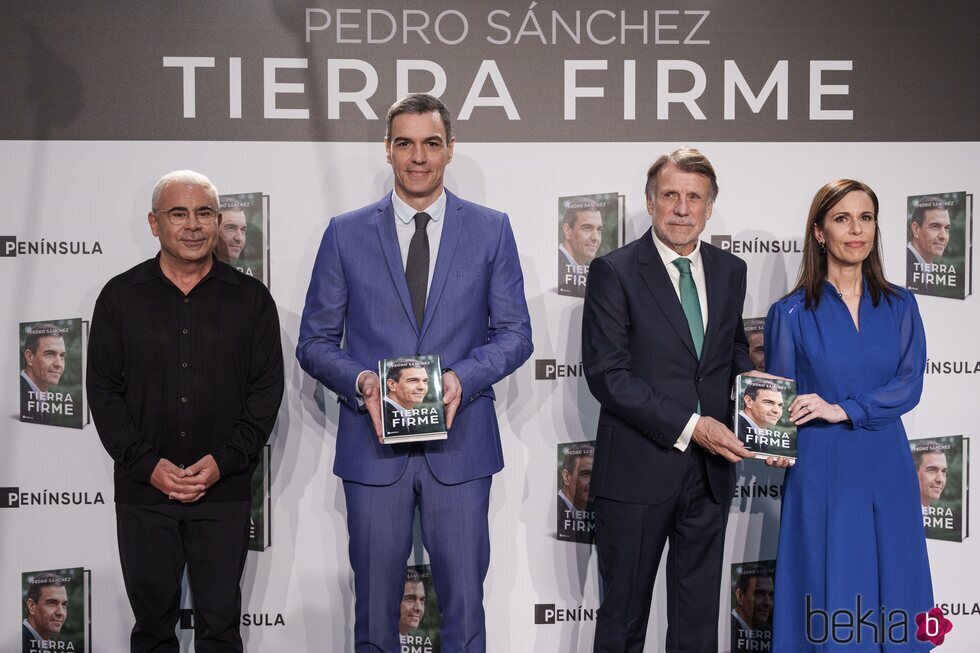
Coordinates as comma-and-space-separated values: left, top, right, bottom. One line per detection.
2, 2, 978, 651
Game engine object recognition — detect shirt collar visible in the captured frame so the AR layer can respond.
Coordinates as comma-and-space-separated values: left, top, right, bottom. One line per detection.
133, 253, 240, 286
391, 190, 446, 226
650, 230, 703, 269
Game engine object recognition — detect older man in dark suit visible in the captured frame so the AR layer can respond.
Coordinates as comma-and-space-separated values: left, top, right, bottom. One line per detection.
583, 148, 756, 652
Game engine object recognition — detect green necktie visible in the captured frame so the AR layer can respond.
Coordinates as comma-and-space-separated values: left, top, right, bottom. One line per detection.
673, 257, 704, 358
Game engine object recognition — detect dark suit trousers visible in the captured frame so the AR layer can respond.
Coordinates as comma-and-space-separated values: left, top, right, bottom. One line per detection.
116, 500, 251, 653
593, 447, 729, 653
344, 452, 492, 653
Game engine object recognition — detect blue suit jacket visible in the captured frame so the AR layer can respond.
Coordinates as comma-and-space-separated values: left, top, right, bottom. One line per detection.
297, 190, 533, 486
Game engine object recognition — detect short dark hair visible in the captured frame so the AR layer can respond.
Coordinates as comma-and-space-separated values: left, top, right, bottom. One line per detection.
735, 566, 773, 594
385, 94, 453, 143
26, 572, 67, 604
561, 198, 603, 230
910, 196, 948, 228
24, 323, 65, 355
645, 147, 719, 202
743, 382, 779, 402
912, 440, 948, 469
561, 444, 595, 474
386, 358, 426, 384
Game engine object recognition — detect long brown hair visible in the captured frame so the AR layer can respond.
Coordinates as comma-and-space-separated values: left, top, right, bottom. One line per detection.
789, 179, 897, 309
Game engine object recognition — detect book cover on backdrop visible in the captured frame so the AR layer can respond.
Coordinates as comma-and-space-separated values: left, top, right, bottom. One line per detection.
18, 319, 89, 429
379, 355, 447, 444
733, 376, 797, 461
557, 192, 624, 297
399, 564, 441, 653
556, 441, 595, 543
743, 318, 766, 372
905, 191, 973, 299
217, 192, 270, 287
910, 435, 970, 542
21, 567, 91, 653
730, 560, 775, 653
248, 444, 271, 552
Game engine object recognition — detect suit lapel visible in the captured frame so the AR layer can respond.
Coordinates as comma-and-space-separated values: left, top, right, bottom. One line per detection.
637, 230, 698, 360
700, 243, 725, 358
419, 191, 463, 338
373, 198, 418, 333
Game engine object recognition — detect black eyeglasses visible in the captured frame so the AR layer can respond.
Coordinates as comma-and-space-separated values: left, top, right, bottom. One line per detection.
153, 206, 218, 226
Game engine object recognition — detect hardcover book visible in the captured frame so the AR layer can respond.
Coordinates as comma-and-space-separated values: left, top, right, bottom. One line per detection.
399, 564, 441, 653
248, 444, 272, 551
743, 317, 766, 373
910, 435, 970, 542
556, 440, 595, 544
379, 355, 447, 444
557, 192, 624, 297
21, 567, 91, 652
730, 560, 775, 653
905, 191, 973, 299
217, 192, 271, 288
18, 319, 89, 429
733, 375, 797, 461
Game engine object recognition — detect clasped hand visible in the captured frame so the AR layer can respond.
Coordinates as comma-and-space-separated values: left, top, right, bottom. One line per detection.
150, 454, 221, 503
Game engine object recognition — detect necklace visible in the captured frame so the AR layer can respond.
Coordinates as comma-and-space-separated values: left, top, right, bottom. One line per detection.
832, 281, 861, 298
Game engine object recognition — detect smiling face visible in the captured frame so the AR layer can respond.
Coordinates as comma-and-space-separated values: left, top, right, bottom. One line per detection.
387, 367, 429, 409
27, 585, 68, 640
24, 335, 66, 392
562, 455, 594, 511
148, 182, 219, 267
647, 163, 714, 256
814, 190, 876, 270
399, 580, 426, 634
917, 452, 948, 506
736, 575, 774, 629
385, 111, 455, 211
747, 331, 765, 372
563, 210, 603, 264
744, 388, 784, 428
910, 208, 951, 263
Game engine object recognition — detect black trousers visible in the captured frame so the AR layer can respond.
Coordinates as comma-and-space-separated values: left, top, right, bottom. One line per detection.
592, 449, 729, 653
116, 500, 251, 653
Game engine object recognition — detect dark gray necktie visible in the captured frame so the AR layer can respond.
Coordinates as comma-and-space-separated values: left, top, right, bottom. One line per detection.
406, 212, 431, 327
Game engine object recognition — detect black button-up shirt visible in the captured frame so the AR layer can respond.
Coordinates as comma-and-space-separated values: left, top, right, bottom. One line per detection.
87, 255, 284, 504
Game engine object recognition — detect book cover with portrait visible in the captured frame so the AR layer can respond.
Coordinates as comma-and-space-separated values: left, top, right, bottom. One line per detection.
733, 375, 797, 461
905, 191, 973, 299
399, 564, 441, 653
217, 192, 271, 288
730, 560, 775, 653
556, 440, 596, 543
379, 355, 446, 444
248, 444, 271, 552
18, 319, 89, 429
21, 567, 91, 652
910, 435, 970, 542
743, 318, 766, 373
557, 192, 624, 298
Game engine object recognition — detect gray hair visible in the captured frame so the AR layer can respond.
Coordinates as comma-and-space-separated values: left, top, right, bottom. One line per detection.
645, 147, 719, 203
151, 170, 219, 210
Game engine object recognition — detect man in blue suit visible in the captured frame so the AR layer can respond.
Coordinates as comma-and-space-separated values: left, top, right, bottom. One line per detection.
583, 148, 756, 652
297, 94, 532, 652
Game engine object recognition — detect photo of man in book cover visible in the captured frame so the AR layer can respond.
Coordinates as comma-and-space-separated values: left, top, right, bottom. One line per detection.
217, 192, 268, 286
911, 436, 967, 541
399, 565, 441, 653
383, 358, 443, 438
738, 382, 783, 435
557, 193, 621, 298
22, 569, 86, 652
744, 318, 765, 372
556, 442, 595, 543
730, 562, 774, 653
906, 192, 970, 299
19, 320, 84, 428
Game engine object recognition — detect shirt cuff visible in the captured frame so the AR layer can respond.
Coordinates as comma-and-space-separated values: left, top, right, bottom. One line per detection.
353, 370, 374, 409
673, 413, 700, 452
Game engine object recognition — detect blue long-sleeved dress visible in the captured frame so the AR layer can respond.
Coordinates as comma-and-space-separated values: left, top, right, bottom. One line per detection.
765, 281, 934, 651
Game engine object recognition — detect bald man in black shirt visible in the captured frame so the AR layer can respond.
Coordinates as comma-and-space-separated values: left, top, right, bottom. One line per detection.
87, 170, 284, 653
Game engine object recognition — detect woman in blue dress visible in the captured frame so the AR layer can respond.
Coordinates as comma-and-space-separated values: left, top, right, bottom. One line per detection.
765, 179, 934, 651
